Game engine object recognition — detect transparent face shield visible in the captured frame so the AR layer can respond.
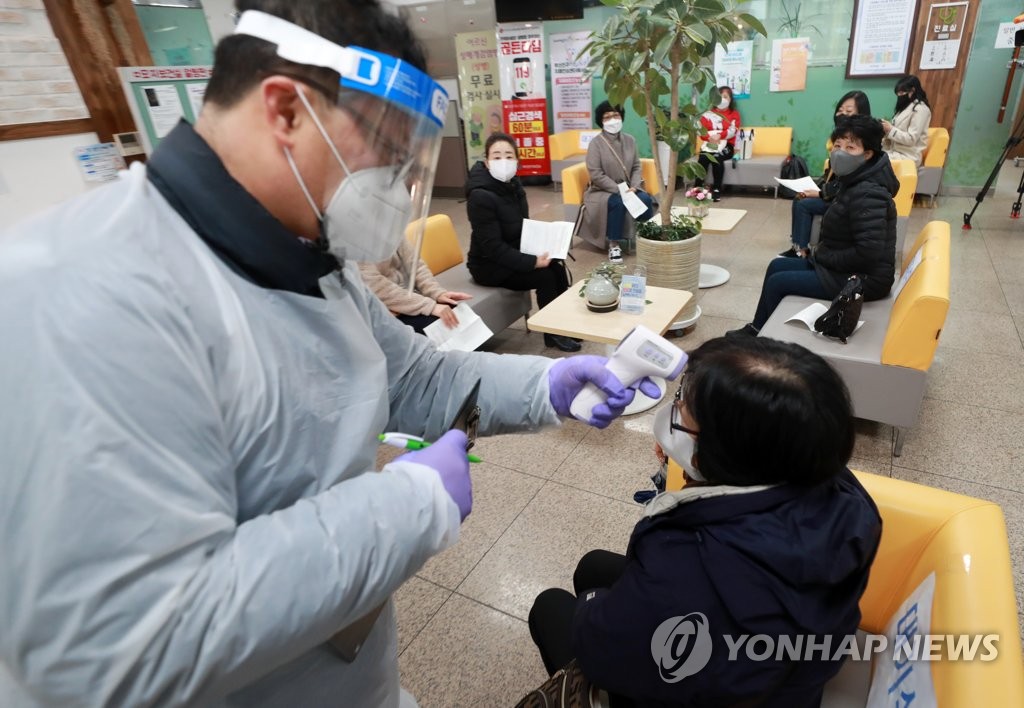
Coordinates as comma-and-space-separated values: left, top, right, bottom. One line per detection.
234, 11, 447, 263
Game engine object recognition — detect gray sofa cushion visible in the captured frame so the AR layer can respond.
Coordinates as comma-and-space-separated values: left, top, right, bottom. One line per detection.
434, 262, 532, 336
759, 294, 926, 429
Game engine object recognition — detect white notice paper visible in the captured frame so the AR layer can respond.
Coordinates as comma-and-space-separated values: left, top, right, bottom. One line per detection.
520, 219, 574, 260
995, 22, 1024, 49
142, 84, 185, 138
185, 83, 207, 121
423, 302, 494, 352
892, 248, 924, 301
774, 175, 820, 193
73, 143, 126, 183
786, 302, 864, 335
617, 182, 649, 219
865, 573, 938, 708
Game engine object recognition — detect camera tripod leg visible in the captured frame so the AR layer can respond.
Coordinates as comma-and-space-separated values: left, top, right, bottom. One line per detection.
1011, 167, 1024, 218
964, 106, 1024, 229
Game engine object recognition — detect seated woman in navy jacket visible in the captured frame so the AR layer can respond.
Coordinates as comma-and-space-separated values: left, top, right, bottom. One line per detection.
529, 336, 882, 708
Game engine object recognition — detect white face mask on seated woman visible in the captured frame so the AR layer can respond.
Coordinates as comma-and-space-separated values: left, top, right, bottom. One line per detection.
602, 118, 623, 134
653, 404, 706, 482
487, 158, 518, 182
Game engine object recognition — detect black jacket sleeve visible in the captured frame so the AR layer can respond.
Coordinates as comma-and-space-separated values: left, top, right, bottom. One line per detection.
466, 189, 536, 273
815, 186, 892, 274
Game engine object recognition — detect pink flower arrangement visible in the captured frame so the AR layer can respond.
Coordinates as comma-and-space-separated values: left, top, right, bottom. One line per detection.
685, 186, 712, 202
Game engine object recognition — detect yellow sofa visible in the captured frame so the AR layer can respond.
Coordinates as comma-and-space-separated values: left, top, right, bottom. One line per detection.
403, 215, 531, 337
761, 221, 951, 455
712, 126, 792, 195
549, 129, 600, 185
662, 464, 1024, 705
561, 158, 662, 250
917, 127, 949, 204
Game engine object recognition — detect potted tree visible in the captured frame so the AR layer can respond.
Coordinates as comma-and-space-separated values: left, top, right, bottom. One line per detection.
585, 0, 765, 226
585, 0, 766, 322
636, 212, 703, 321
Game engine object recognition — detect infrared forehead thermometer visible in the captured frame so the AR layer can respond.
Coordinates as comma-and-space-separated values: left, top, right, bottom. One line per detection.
569, 325, 687, 422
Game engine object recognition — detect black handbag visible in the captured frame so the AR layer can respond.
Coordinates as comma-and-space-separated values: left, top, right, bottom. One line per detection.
814, 275, 864, 344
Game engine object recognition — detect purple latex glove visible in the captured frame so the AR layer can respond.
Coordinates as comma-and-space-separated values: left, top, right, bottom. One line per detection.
397, 430, 473, 522
548, 356, 662, 428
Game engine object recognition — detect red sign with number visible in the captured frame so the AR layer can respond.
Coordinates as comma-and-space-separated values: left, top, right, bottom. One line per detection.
502, 98, 551, 178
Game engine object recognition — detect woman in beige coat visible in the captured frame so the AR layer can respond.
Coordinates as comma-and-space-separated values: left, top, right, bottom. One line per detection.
581, 101, 657, 263
359, 239, 472, 333
881, 75, 932, 167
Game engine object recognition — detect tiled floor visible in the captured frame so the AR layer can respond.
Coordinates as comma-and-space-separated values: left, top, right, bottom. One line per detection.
395, 168, 1024, 706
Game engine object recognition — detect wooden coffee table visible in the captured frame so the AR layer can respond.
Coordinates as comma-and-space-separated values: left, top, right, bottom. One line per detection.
527, 285, 692, 413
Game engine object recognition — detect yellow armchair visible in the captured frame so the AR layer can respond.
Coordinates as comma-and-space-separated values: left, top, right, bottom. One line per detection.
664, 463, 1024, 705
890, 159, 918, 218
405, 214, 463, 275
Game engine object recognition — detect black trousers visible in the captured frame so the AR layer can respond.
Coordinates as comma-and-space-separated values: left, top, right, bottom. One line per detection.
471, 262, 569, 309
396, 313, 438, 334
696, 143, 734, 191
528, 549, 628, 676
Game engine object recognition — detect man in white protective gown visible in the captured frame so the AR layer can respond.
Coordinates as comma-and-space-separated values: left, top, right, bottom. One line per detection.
0, 2, 657, 706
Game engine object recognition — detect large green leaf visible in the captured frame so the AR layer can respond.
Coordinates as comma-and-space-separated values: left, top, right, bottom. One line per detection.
683, 22, 712, 44
652, 29, 675, 66
739, 13, 767, 37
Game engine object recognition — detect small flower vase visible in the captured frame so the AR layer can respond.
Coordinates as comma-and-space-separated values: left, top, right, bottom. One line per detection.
688, 201, 710, 218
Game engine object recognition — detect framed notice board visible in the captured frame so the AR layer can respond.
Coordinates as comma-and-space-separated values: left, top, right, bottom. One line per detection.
118, 66, 212, 155
847, 0, 920, 78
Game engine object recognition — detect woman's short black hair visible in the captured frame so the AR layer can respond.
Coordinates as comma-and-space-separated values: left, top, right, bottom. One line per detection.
680, 336, 854, 486
830, 114, 884, 155
595, 100, 625, 127
895, 74, 930, 108
834, 90, 871, 117
205, 0, 427, 108
484, 132, 517, 159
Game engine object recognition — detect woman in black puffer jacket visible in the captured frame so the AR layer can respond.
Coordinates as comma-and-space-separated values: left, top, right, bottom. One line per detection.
732, 115, 898, 336
466, 132, 579, 351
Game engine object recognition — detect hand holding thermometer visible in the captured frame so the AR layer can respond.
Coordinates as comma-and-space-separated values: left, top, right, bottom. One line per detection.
568, 325, 687, 422
379, 433, 482, 463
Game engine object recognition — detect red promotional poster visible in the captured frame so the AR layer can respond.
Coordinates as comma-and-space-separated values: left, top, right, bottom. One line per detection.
502, 98, 550, 178
497, 24, 551, 178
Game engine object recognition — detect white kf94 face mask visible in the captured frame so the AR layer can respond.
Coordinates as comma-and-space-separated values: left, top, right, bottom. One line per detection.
285, 87, 414, 264
653, 404, 706, 482
487, 158, 518, 182
603, 118, 623, 134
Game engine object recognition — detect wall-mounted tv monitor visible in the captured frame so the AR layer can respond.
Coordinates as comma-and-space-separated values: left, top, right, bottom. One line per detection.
495, 0, 584, 23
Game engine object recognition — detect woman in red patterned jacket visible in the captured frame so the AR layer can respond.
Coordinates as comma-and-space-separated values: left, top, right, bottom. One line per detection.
695, 86, 741, 202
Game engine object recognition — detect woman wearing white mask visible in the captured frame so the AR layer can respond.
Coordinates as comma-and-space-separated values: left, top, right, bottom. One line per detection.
466, 132, 579, 351
527, 336, 881, 708
580, 101, 657, 264
696, 85, 742, 201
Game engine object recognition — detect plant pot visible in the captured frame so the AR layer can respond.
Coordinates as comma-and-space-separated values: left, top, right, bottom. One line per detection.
636, 232, 702, 321
688, 204, 710, 218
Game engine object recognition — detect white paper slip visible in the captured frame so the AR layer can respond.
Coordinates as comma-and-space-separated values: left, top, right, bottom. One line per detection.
773, 175, 820, 194
520, 219, 574, 260
622, 190, 649, 219
423, 302, 494, 352
785, 302, 864, 335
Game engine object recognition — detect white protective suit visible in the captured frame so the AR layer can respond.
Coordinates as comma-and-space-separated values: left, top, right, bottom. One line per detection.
0, 163, 558, 706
